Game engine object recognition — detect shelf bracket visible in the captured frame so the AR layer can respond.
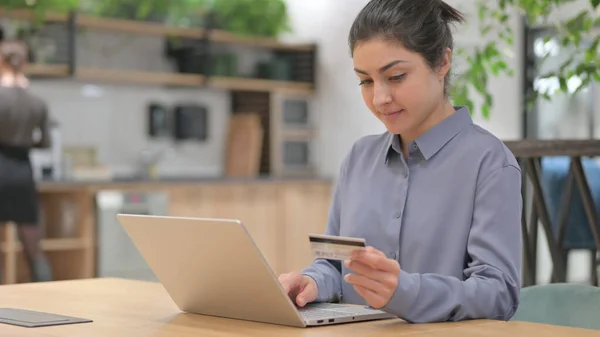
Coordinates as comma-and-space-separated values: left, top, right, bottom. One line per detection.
66, 10, 77, 77
199, 11, 217, 87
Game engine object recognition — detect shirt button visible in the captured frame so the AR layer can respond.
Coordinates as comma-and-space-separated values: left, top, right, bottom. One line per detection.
394, 211, 402, 219
410, 143, 418, 152
389, 252, 397, 259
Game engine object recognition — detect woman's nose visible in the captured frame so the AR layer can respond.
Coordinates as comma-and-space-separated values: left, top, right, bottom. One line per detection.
373, 83, 392, 108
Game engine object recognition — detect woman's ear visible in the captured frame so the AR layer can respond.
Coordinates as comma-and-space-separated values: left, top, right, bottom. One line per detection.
437, 47, 452, 80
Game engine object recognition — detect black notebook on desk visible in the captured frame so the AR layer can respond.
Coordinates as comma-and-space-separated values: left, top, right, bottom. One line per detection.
0, 308, 92, 328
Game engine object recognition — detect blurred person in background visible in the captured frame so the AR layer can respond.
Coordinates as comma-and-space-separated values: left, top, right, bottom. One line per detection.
0, 38, 53, 282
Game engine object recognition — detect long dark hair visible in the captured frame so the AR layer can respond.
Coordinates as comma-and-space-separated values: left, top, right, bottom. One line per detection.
348, 0, 465, 95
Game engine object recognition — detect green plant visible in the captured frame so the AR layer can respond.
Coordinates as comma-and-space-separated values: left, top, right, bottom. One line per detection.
2, 0, 291, 38
208, 0, 291, 37
80, 0, 291, 37
451, 0, 600, 119
81, 0, 207, 22
2, 0, 79, 13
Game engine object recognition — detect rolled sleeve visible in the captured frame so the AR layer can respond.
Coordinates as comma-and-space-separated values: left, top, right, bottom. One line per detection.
382, 164, 522, 323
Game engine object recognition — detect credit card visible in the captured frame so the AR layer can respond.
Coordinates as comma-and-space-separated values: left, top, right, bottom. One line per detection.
309, 233, 366, 261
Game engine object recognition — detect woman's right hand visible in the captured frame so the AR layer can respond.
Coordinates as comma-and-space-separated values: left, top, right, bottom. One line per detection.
278, 271, 318, 307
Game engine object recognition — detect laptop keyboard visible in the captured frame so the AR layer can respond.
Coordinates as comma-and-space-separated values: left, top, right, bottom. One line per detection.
298, 303, 385, 320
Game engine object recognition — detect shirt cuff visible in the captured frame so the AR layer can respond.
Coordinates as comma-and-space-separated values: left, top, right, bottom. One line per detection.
382, 269, 421, 319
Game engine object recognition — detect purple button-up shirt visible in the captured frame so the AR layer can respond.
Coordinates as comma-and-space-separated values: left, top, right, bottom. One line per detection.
302, 106, 522, 323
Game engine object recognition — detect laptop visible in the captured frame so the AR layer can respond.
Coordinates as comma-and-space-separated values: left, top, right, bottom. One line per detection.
116, 214, 395, 328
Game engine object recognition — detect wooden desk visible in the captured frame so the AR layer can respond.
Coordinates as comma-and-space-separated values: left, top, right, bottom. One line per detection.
0, 278, 597, 336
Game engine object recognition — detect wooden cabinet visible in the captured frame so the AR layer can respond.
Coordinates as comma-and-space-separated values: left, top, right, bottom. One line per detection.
0, 179, 332, 284
169, 181, 332, 275
1, 190, 95, 284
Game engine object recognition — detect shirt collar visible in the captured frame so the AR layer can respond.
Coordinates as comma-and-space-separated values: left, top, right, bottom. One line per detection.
384, 106, 472, 163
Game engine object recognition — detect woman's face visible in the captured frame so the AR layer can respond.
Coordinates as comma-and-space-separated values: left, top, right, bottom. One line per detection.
352, 38, 451, 139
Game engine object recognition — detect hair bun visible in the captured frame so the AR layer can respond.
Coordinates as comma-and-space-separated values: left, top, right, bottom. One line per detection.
437, 0, 465, 24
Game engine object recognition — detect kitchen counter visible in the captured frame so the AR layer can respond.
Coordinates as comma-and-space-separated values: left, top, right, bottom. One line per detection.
1, 177, 333, 285
36, 176, 333, 192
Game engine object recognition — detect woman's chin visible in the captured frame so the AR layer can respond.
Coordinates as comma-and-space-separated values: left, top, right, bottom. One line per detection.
383, 122, 412, 135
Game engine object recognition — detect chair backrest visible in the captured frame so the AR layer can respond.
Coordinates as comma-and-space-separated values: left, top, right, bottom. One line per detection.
512, 283, 600, 330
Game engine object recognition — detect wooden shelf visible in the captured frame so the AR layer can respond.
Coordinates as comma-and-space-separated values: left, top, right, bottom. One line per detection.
0, 7, 68, 23
209, 30, 316, 52
24, 63, 313, 94
24, 64, 70, 77
77, 14, 206, 39
2, 6, 316, 93
209, 76, 313, 94
0, 7, 316, 52
76, 68, 206, 87
76, 14, 315, 52
281, 128, 317, 140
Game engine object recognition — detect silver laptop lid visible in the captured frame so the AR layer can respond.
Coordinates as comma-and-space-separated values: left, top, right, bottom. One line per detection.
117, 214, 306, 327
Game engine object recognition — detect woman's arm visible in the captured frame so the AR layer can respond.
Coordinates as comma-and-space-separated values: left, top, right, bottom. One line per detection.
347, 164, 522, 322
35, 103, 51, 149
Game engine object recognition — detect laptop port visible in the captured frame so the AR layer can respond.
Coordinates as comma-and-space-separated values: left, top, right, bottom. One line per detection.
317, 320, 323, 324
328, 319, 335, 323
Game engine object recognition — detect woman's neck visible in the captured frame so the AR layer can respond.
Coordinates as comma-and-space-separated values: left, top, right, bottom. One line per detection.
0, 70, 29, 88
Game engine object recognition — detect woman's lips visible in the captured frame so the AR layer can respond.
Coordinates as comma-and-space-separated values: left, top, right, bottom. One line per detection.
381, 109, 404, 120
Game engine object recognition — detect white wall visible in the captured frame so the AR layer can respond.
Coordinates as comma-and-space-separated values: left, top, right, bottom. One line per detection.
21, 30, 234, 178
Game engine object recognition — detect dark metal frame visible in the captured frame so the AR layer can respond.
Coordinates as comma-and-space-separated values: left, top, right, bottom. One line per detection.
66, 11, 77, 76
508, 139, 600, 287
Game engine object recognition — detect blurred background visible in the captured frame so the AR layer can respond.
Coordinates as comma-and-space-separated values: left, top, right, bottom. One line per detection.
0, 0, 598, 290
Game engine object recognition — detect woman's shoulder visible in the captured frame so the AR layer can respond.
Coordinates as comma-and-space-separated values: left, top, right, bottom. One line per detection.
344, 132, 391, 163
0, 86, 48, 118
0, 85, 46, 105
459, 124, 521, 182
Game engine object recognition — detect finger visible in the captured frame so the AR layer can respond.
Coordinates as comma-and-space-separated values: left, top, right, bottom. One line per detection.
353, 284, 389, 309
296, 292, 307, 307
279, 276, 292, 294
282, 282, 292, 295
351, 250, 398, 272
366, 246, 386, 257
345, 259, 388, 280
344, 273, 385, 294
296, 280, 315, 307
351, 246, 384, 259
345, 260, 398, 290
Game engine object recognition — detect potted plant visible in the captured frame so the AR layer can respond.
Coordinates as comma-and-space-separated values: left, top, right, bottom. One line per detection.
209, 0, 291, 38
451, 0, 600, 119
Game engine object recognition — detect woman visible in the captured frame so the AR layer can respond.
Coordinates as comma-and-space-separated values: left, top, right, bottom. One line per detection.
0, 39, 53, 282
279, 0, 522, 323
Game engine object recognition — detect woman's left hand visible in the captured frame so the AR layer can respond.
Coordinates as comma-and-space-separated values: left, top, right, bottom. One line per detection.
344, 246, 401, 309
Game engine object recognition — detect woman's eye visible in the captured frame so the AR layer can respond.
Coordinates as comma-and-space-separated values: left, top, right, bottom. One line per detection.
358, 79, 373, 86
390, 74, 406, 82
